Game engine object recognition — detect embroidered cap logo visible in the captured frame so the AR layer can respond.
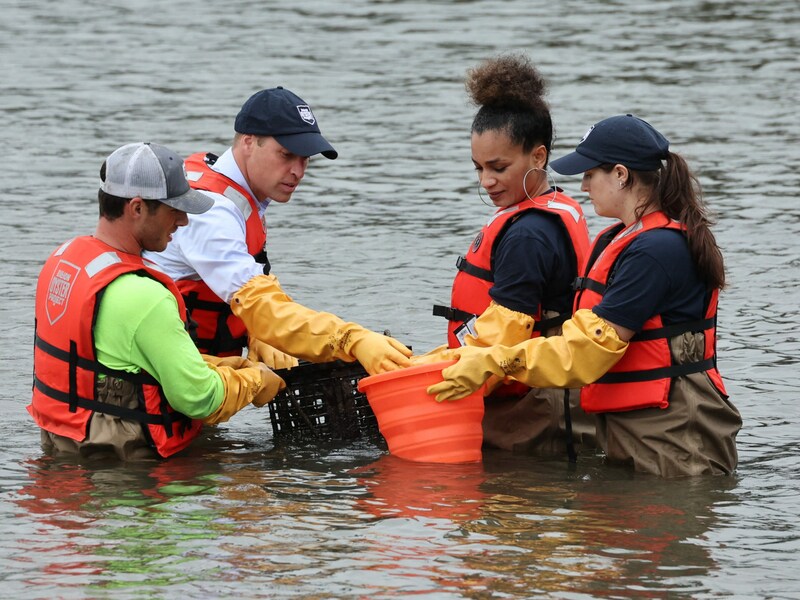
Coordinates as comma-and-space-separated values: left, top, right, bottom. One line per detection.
297, 105, 316, 125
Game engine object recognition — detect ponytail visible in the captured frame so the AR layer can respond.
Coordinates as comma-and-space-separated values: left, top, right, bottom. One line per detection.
636, 152, 726, 289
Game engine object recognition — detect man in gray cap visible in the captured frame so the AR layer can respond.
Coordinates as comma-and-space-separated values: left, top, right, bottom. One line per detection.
146, 88, 412, 374
29, 142, 285, 461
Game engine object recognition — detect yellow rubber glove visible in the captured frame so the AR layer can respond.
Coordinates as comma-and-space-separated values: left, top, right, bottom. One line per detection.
247, 336, 299, 370
230, 274, 411, 374
340, 325, 413, 375
202, 362, 286, 424
252, 368, 287, 408
410, 344, 459, 366
427, 309, 629, 402
464, 301, 537, 393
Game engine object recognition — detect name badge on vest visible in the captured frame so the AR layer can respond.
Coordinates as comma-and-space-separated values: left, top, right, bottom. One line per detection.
453, 316, 477, 347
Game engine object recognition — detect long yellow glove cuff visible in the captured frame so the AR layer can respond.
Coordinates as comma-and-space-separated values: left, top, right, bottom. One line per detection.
464, 301, 536, 347
230, 274, 347, 362
203, 362, 285, 425
427, 309, 629, 402
230, 275, 410, 375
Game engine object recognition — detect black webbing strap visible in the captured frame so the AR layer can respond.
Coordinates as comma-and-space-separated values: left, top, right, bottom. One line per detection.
630, 317, 715, 342
35, 335, 158, 385
534, 312, 570, 333
571, 276, 607, 295
184, 291, 227, 312
596, 357, 716, 384
33, 377, 169, 425
456, 255, 493, 283
68, 340, 79, 413
183, 292, 246, 355
254, 250, 271, 275
432, 305, 476, 323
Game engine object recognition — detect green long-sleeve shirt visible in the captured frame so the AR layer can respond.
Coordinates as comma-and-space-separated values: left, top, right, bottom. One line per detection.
93, 273, 224, 419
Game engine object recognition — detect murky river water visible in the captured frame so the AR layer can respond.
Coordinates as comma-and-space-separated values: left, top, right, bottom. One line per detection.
2, 0, 799, 597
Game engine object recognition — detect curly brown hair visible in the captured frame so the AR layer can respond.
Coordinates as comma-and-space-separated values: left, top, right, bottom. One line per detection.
466, 53, 552, 155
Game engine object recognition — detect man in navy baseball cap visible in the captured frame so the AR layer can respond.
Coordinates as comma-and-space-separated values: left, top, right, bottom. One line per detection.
142, 87, 413, 377
234, 87, 337, 159
550, 114, 669, 175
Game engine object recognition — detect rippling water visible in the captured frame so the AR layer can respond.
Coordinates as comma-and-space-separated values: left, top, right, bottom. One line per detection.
2, 0, 799, 597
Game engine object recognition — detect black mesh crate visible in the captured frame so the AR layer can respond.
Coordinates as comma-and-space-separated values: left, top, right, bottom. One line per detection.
268, 359, 380, 441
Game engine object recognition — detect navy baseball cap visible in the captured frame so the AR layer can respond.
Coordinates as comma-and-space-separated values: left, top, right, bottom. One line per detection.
234, 87, 338, 159
550, 114, 669, 175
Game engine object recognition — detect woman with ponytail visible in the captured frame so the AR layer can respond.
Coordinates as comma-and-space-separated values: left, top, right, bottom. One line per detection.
426, 53, 593, 458
428, 114, 741, 477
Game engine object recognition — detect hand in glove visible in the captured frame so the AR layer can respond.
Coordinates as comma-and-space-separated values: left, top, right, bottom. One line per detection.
427, 309, 628, 402
252, 367, 287, 407
409, 344, 459, 367
339, 325, 412, 375
463, 301, 537, 393
203, 362, 286, 424
201, 353, 253, 369
247, 337, 298, 370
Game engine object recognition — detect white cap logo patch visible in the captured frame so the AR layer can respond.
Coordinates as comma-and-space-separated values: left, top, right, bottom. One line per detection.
579, 125, 595, 143
297, 105, 315, 125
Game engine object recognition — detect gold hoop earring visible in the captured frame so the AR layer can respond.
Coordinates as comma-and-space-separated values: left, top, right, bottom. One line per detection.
523, 167, 558, 203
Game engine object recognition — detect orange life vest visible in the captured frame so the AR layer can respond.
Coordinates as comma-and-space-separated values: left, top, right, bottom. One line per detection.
435, 190, 591, 348
29, 236, 203, 457
180, 152, 268, 355
574, 211, 727, 413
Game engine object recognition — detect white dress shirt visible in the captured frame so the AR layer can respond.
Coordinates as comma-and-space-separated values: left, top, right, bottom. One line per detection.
145, 148, 269, 303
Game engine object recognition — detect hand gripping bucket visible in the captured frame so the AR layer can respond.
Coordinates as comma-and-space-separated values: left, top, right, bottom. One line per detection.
357, 361, 484, 463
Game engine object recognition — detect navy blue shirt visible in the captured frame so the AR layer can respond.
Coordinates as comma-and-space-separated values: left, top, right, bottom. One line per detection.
489, 208, 576, 316
593, 228, 706, 331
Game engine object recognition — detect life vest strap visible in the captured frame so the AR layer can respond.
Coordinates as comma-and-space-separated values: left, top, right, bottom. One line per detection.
630, 317, 715, 341
33, 377, 169, 425
596, 357, 715, 384
184, 291, 228, 312
184, 293, 247, 354
35, 334, 159, 386
534, 312, 570, 333
572, 276, 606, 295
456, 255, 493, 283
432, 304, 476, 323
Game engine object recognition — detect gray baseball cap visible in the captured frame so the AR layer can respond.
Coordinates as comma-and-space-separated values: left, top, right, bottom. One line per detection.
101, 142, 214, 214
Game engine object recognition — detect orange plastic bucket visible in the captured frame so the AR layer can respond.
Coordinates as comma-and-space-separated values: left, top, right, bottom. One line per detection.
357, 360, 484, 463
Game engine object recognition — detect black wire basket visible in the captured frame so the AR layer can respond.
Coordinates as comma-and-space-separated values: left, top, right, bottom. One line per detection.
268, 359, 380, 441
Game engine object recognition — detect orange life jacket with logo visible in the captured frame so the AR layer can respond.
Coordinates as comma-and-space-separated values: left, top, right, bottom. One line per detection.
434, 190, 591, 348
574, 211, 727, 413
29, 236, 203, 457
180, 152, 269, 356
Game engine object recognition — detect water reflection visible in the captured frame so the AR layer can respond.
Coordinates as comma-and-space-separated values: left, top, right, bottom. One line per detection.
351, 454, 487, 520
461, 453, 741, 597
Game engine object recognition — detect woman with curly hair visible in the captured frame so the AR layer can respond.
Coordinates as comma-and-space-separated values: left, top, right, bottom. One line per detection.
428, 53, 593, 459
